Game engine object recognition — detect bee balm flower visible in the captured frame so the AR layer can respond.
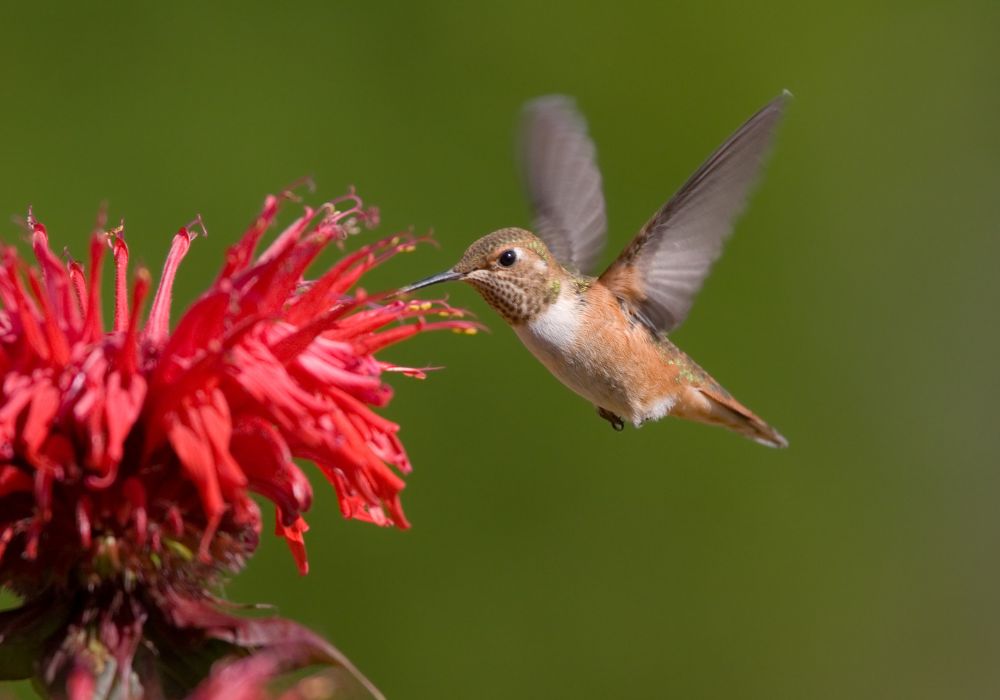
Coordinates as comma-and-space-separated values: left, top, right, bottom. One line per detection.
0, 190, 476, 698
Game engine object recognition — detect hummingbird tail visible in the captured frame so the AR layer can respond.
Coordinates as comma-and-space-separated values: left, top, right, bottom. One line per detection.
686, 387, 789, 448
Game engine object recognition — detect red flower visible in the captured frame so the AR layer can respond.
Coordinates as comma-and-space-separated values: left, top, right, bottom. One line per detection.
0, 188, 477, 697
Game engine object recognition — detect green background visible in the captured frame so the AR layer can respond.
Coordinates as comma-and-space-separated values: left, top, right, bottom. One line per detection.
2, 1, 998, 698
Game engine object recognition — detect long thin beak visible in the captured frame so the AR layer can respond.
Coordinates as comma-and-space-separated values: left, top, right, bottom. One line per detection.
395, 269, 464, 296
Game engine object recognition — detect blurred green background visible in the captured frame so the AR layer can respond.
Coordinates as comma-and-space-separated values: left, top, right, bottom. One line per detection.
2, 1, 998, 698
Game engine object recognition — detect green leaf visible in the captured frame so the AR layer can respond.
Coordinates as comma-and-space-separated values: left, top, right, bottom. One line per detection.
0, 595, 72, 680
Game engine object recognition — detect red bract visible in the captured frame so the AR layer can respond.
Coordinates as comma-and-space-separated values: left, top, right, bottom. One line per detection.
0, 190, 477, 697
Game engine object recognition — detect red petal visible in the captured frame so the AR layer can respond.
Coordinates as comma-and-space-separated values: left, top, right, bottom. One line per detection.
275, 514, 309, 575
67, 662, 96, 700
110, 231, 129, 332
145, 227, 196, 344
231, 417, 312, 519
83, 232, 106, 341
166, 415, 224, 541
0, 465, 31, 497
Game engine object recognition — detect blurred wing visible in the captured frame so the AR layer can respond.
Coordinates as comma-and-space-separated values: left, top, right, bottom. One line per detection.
520, 95, 607, 274
599, 92, 789, 333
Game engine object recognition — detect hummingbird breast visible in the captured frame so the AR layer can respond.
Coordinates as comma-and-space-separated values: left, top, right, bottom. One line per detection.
512, 282, 684, 424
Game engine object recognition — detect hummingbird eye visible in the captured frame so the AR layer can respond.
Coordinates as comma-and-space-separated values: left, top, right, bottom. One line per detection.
498, 249, 517, 267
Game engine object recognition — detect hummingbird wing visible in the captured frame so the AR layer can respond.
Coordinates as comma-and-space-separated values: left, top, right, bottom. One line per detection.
599, 92, 789, 333
520, 95, 608, 274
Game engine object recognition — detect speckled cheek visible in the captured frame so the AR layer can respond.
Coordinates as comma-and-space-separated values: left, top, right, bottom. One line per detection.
466, 273, 528, 323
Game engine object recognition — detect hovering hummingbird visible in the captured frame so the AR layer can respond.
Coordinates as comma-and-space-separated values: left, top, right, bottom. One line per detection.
400, 92, 790, 447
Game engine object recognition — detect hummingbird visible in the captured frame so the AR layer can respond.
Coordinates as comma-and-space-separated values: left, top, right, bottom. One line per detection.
400, 92, 790, 447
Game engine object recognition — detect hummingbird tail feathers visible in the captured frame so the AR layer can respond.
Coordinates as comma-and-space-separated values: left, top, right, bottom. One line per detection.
689, 387, 788, 448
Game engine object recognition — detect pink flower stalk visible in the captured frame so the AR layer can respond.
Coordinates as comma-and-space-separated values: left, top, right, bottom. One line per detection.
0, 189, 477, 697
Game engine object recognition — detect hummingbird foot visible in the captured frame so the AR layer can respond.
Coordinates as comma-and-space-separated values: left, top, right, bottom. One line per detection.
597, 407, 625, 431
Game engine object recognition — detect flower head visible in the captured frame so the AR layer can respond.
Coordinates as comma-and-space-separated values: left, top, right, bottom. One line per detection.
0, 189, 477, 697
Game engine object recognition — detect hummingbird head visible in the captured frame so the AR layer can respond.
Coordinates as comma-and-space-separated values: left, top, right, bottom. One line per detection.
398, 227, 563, 324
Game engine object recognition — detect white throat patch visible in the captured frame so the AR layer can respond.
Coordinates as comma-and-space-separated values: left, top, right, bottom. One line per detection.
518, 290, 580, 355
